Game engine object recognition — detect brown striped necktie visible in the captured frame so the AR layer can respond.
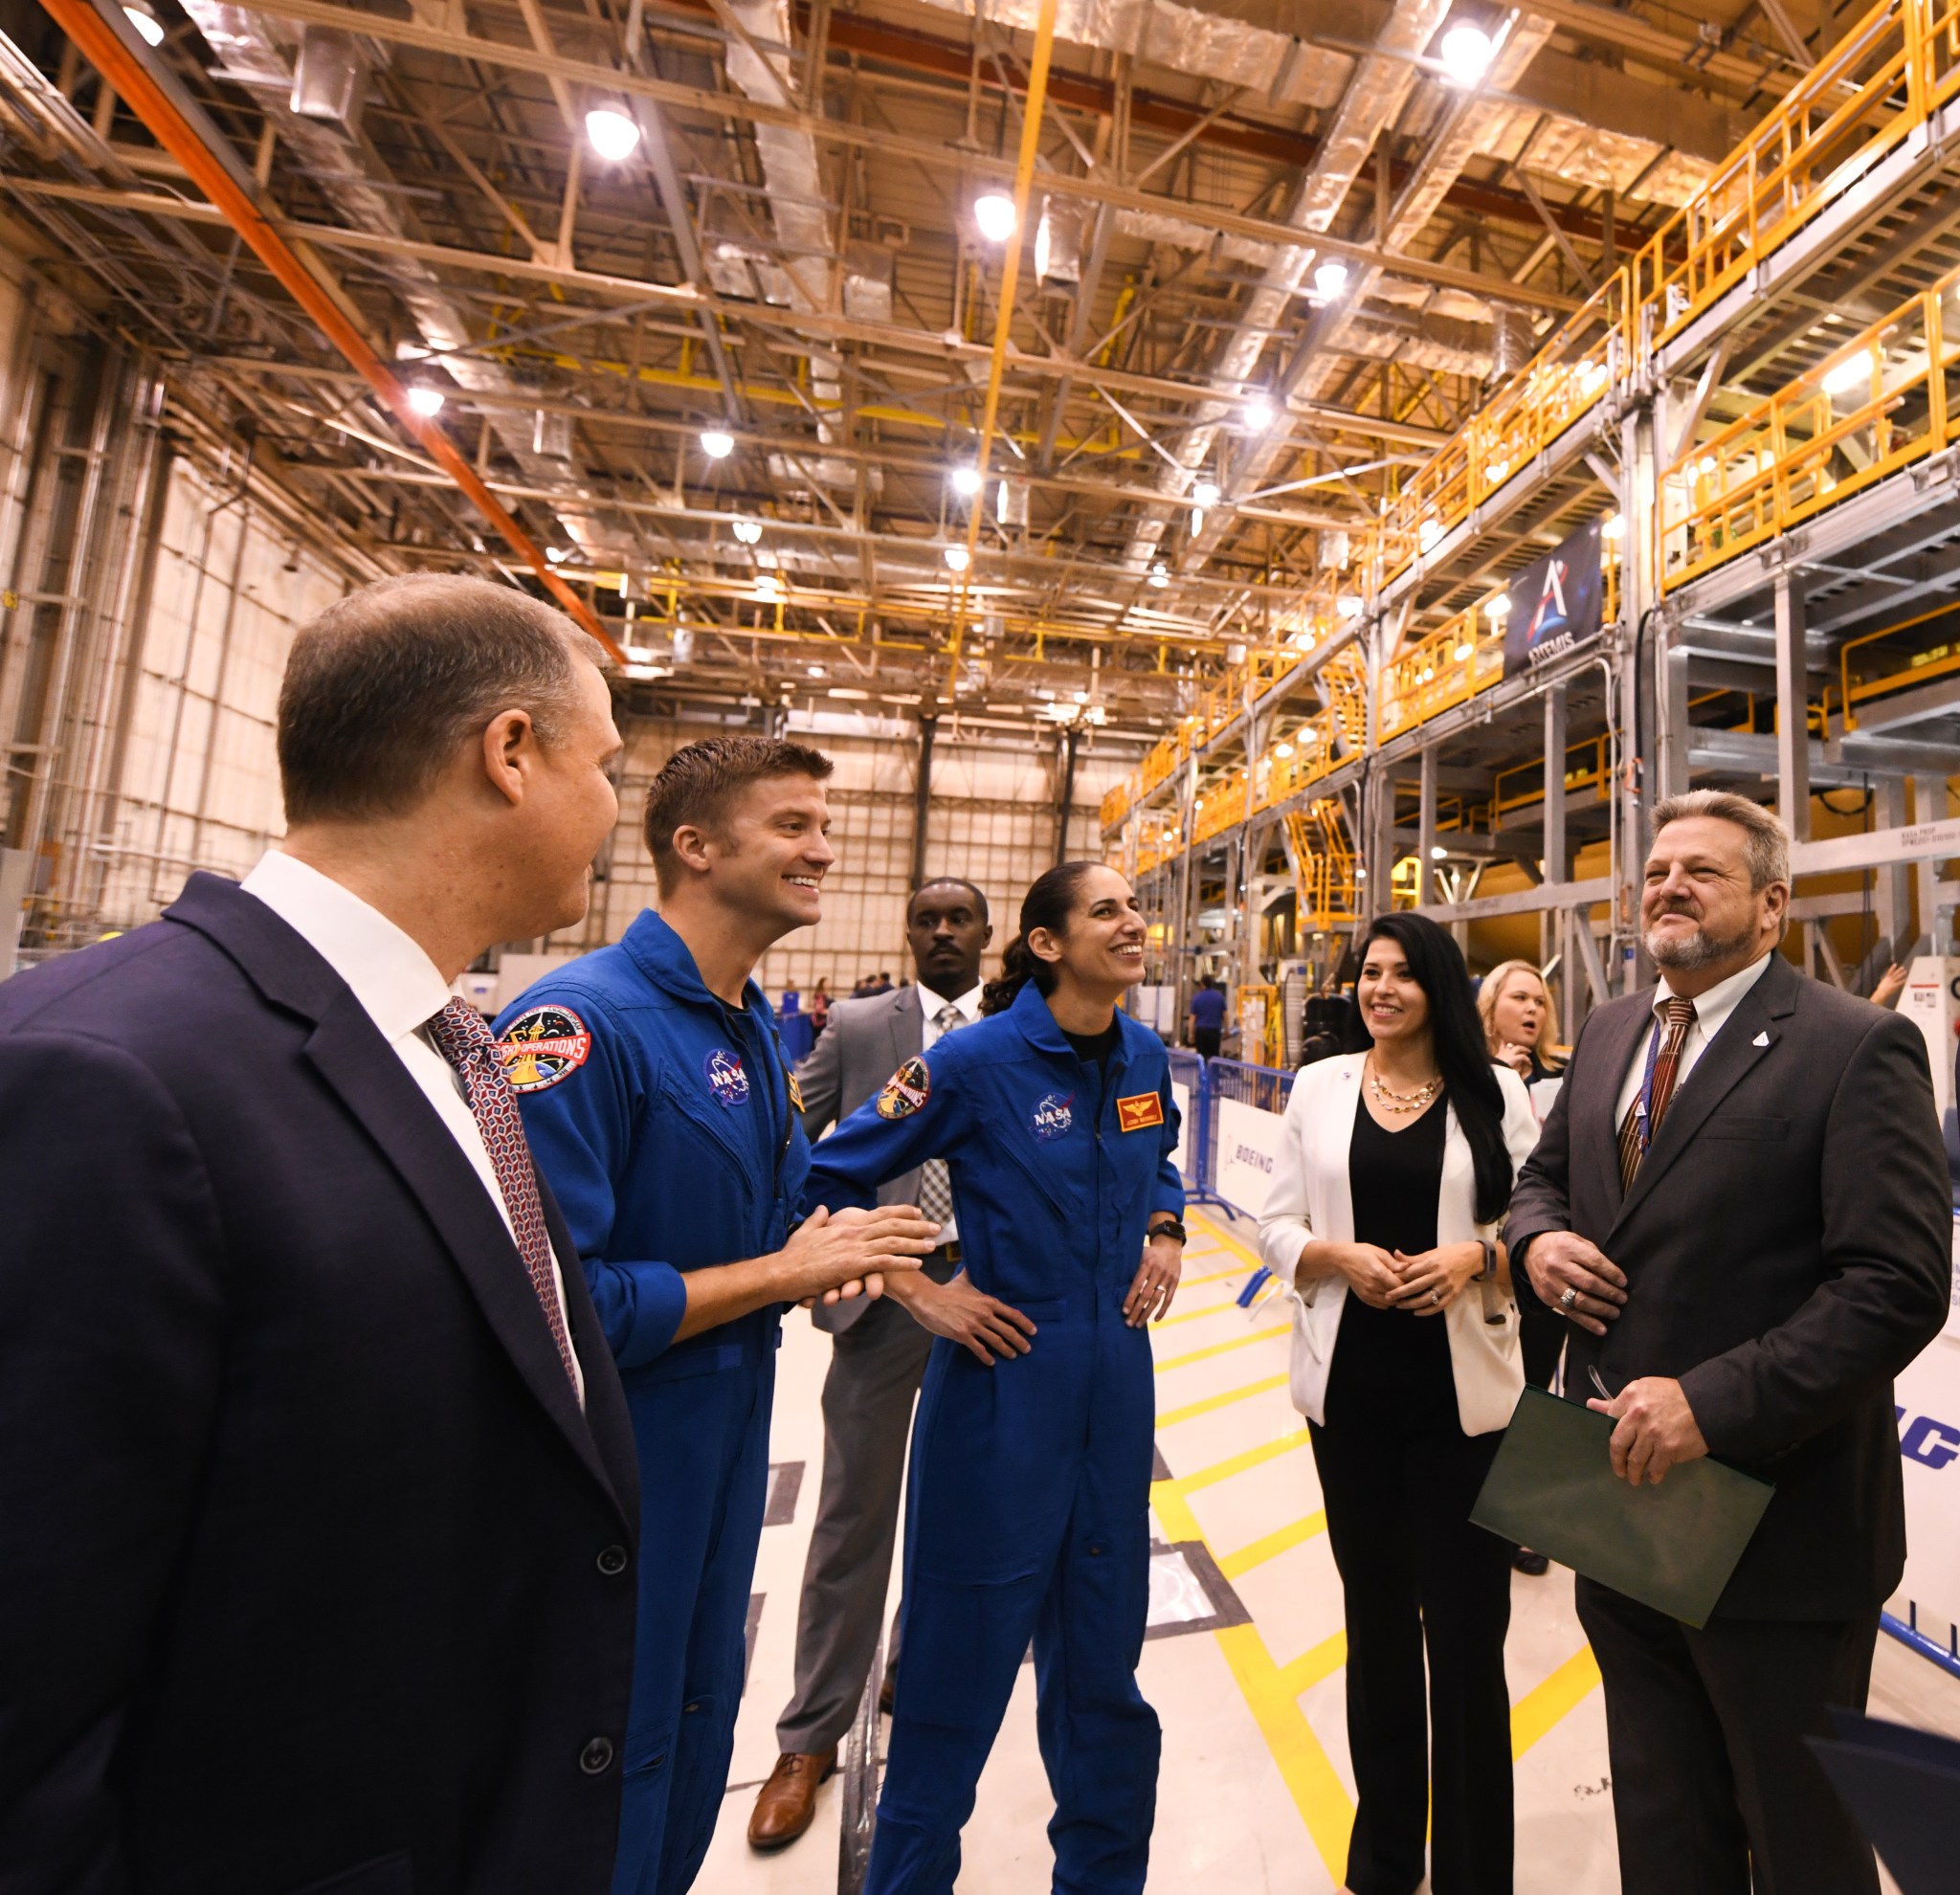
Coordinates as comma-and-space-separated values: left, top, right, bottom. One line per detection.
1617, 995, 1698, 1194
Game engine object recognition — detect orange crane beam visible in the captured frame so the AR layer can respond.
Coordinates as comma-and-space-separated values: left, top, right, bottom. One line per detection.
37, 0, 624, 661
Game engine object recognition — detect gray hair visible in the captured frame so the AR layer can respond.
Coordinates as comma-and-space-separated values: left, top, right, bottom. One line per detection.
1650, 790, 1791, 891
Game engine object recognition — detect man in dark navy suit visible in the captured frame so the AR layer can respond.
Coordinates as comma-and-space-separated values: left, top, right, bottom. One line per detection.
0, 575, 641, 1895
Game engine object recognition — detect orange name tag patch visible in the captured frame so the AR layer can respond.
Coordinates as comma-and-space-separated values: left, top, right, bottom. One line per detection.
1117, 1092, 1165, 1132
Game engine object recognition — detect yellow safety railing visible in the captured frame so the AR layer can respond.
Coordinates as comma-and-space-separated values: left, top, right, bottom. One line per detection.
1661, 264, 1960, 589
1838, 600, 1960, 725
1102, 0, 1960, 840
1631, 0, 1960, 351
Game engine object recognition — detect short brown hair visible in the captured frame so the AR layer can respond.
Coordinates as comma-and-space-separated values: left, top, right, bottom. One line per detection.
642, 735, 834, 892
1651, 789, 1791, 891
278, 574, 600, 824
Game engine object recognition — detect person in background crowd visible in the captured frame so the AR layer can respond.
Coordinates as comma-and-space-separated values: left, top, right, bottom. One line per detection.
0, 575, 641, 1894
803, 862, 1185, 1895
1507, 790, 1951, 1895
1259, 912, 1538, 1895
1477, 958, 1566, 1577
498, 738, 940, 1895
871, 970, 896, 993
1870, 960, 1907, 1008
811, 976, 831, 1037
1189, 972, 1227, 1059
750, 877, 997, 1850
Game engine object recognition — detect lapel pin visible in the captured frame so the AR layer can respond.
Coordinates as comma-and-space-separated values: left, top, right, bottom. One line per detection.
1751, 1031, 1770, 1047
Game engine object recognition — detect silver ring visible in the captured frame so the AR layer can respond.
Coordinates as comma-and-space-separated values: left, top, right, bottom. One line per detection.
1559, 1287, 1578, 1309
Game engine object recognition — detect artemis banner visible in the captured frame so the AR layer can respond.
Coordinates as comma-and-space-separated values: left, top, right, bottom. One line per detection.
1503, 519, 1604, 680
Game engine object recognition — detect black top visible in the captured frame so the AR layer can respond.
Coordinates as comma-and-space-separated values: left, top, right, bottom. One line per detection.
1061, 1019, 1123, 1074
1349, 1088, 1446, 1254
1334, 1088, 1453, 1387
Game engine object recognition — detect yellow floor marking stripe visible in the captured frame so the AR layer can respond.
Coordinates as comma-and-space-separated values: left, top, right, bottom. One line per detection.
1154, 1296, 1260, 1329
1218, 1509, 1327, 1580
1155, 1372, 1289, 1430
1153, 1324, 1287, 1374
1277, 1629, 1348, 1700
1159, 1428, 1310, 1498
1510, 1645, 1602, 1760
1190, 1211, 1268, 1271
1214, 1622, 1354, 1884
1179, 1262, 1252, 1290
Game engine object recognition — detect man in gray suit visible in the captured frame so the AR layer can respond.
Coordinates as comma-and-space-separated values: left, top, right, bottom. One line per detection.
748, 877, 1035, 1848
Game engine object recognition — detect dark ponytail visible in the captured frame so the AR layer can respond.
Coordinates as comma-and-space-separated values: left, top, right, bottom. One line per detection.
1359, 911, 1515, 1223
980, 860, 1102, 1015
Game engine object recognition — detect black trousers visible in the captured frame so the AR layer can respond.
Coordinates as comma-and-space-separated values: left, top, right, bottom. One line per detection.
1309, 1311, 1514, 1895
1575, 1578, 1882, 1895
1192, 1027, 1221, 1060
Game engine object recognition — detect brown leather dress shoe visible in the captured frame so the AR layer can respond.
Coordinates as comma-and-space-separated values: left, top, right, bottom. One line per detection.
746, 1748, 836, 1850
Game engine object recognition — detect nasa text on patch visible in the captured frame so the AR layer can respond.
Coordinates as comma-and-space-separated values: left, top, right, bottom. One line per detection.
496, 1005, 592, 1092
877, 1056, 931, 1120
1031, 1091, 1074, 1141
1116, 1092, 1165, 1133
702, 1047, 751, 1107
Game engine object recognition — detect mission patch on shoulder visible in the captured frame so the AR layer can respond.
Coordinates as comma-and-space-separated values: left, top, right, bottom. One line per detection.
1117, 1092, 1166, 1132
496, 1004, 592, 1092
877, 1055, 931, 1120
787, 1071, 806, 1113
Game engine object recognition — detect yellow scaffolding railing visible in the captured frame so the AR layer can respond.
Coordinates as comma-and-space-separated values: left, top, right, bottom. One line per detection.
1102, 0, 1960, 838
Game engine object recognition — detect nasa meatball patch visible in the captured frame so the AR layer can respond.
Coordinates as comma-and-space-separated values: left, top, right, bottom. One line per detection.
496, 1005, 592, 1092
702, 1047, 751, 1107
877, 1056, 931, 1120
1031, 1091, 1074, 1141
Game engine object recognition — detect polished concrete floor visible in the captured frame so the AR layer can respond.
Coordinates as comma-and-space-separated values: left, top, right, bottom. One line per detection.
705, 1209, 1960, 1893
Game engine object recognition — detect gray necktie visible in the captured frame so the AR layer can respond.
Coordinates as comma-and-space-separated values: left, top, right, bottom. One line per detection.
914, 1004, 964, 1233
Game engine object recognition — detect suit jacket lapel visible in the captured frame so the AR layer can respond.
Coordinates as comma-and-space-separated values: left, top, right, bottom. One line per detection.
1612, 955, 1793, 1230
166, 874, 626, 1519
888, 984, 918, 1066
302, 992, 628, 1517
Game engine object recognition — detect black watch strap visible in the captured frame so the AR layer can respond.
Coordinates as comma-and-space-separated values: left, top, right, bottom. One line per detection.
1149, 1216, 1188, 1245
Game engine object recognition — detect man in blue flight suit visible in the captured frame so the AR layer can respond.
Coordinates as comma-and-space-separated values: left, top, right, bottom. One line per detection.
496, 736, 941, 1895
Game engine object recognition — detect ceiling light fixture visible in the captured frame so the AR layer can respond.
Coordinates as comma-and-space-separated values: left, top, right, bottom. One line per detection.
1431, 844, 1449, 860
1147, 562, 1169, 589
123, 3, 166, 46
1192, 479, 1221, 508
1243, 393, 1276, 432
1274, 740, 1295, 759
584, 104, 642, 163
1602, 512, 1624, 540
1822, 354, 1872, 396
1312, 259, 1349, 300
1336, 593, 1363, 619
545, 547, 566, 564
1454, 641, 1474, 661
949, 465, 984, 498
1438, 21, 1495, 84
972, 192, 1017, 243
700, 428, 735, 459
944, 545, 970, 572
731, 517, 763, 545
405, 384, 445, 417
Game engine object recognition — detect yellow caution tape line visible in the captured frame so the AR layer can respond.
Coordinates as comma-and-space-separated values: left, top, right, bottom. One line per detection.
1155, 1372, 1289, 1430
1217, 1509, 1327, 1581
1152, 1323, 1289, 1374
1509, 1644, 1603, 1760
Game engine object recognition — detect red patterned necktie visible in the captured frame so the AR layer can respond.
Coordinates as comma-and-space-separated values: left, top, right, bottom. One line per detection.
1617, 994, 1698, 1194
426, 997, 582, 1395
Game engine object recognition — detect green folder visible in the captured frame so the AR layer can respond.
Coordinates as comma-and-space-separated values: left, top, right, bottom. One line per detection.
1470, 1385, 1775, 1628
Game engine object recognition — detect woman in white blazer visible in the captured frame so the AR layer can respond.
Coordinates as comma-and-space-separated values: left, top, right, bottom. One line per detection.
1258, 913, 1538, 1895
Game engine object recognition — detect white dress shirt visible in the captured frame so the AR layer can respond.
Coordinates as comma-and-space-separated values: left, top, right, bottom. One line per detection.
917, 979, 984, 1245
1613, 948, 1776, 1130
241, 849, 584, 1406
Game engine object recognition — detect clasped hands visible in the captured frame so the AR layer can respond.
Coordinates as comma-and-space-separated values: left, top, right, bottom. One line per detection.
782, 1202, 940, 1309
1338, 1239, 1485, 1315
1525, 1231, 1708, 1484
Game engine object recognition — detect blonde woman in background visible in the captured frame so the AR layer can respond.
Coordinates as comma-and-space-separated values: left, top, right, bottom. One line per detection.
1478, 958, 1565, 1575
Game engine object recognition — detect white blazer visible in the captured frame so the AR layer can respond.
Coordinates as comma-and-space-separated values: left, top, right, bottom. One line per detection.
1257, 1054, 1542, 1436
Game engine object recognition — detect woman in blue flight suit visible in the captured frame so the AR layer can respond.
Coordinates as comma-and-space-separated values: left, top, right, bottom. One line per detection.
804, 860, 1187, 1895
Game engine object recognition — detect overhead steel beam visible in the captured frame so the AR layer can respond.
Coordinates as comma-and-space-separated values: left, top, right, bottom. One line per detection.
216, 0, 1582, 313
39, 0, 620, 657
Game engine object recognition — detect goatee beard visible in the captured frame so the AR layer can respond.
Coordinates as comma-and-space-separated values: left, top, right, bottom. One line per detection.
1644, 911, 1755, 970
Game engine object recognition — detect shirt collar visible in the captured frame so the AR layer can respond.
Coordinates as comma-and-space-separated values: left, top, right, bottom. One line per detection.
1654, 948, 1776, 1038
916, 980, 984, 1022
239, 850, 456, 1046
